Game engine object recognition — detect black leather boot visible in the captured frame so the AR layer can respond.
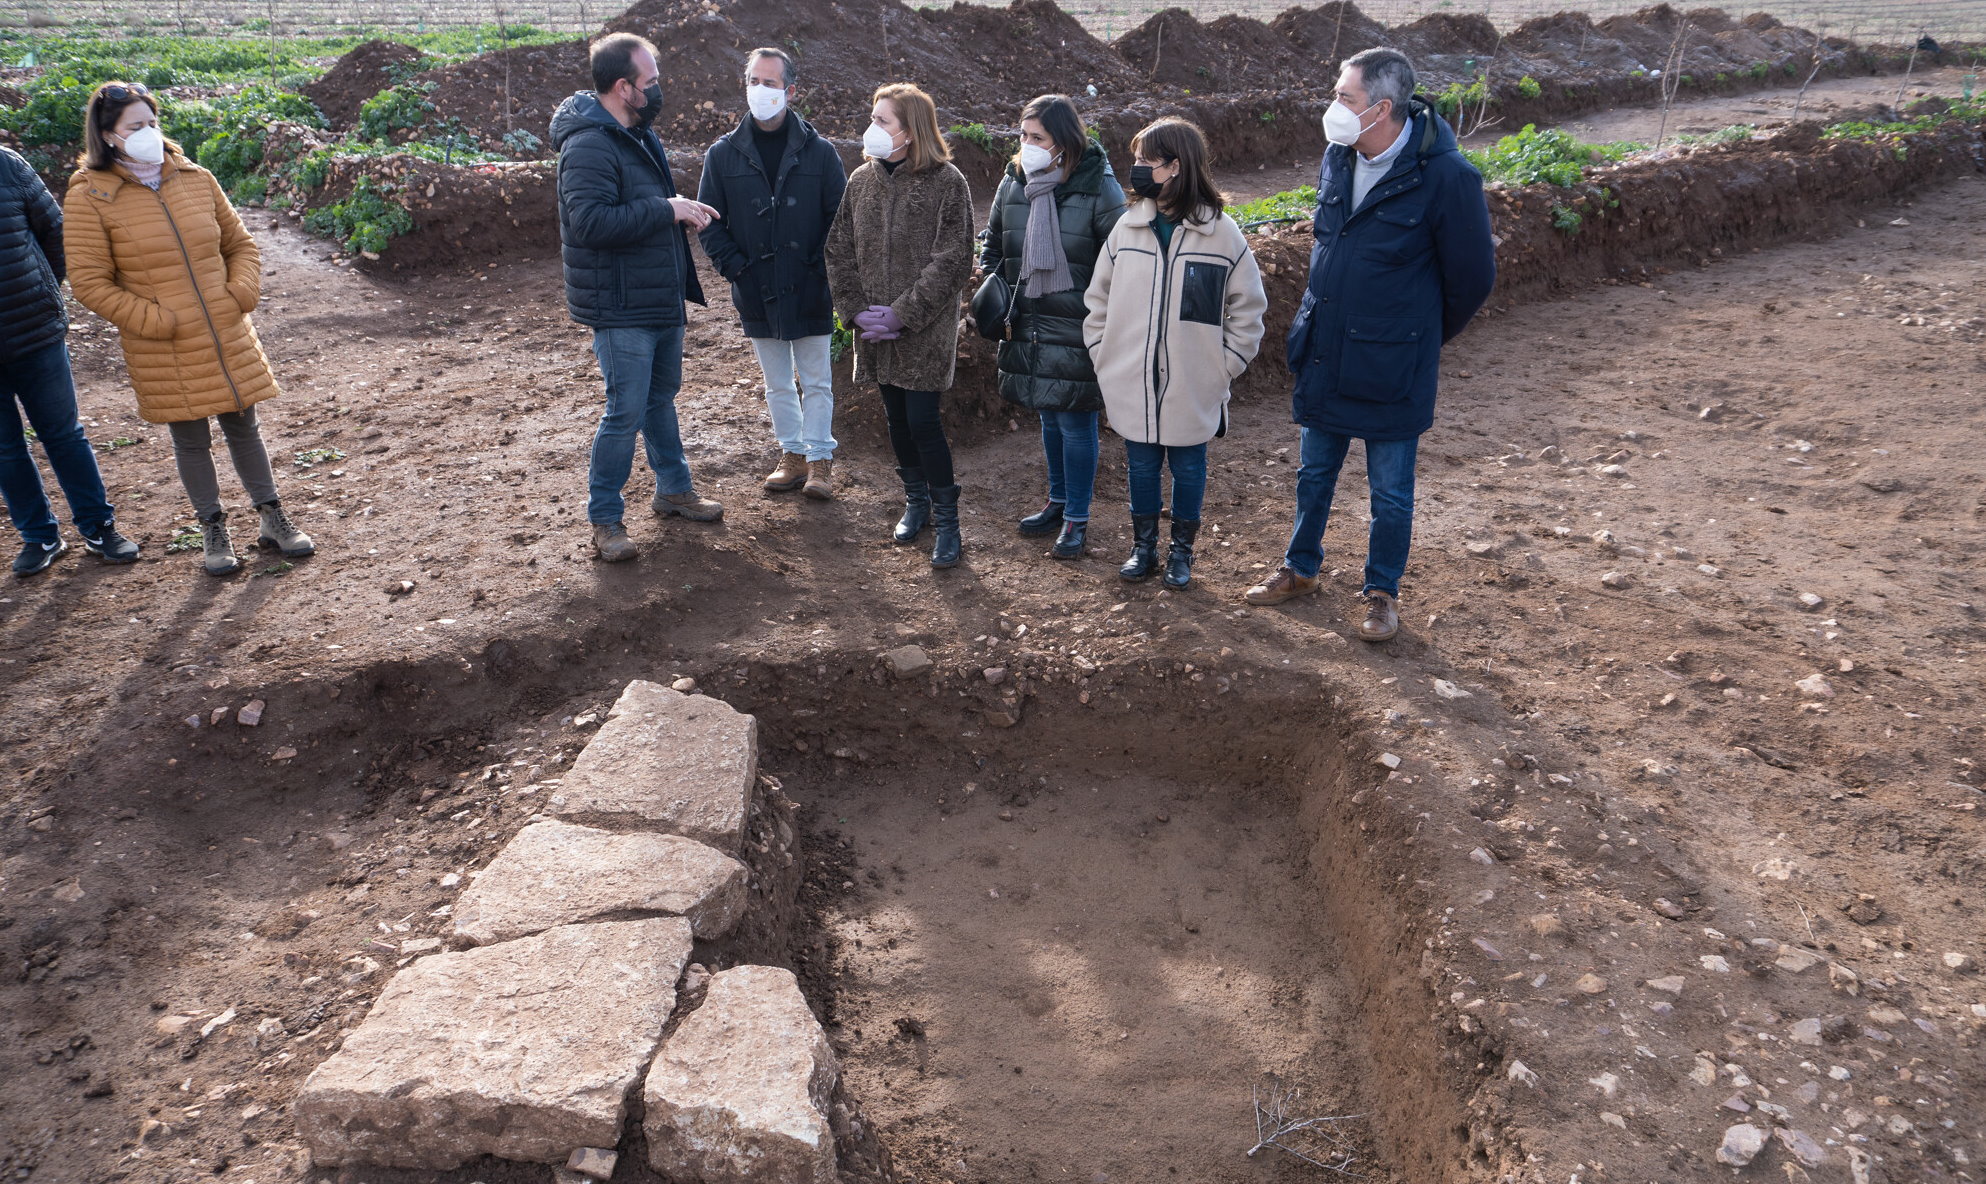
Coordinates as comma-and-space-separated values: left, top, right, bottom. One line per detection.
1119, 514, 1161, 581
1050, 518, 1087, 560
929, 484, 962, 568
1017, 500, 1064, 536
893, 466, 930, 544
1162, 518, 1199, 588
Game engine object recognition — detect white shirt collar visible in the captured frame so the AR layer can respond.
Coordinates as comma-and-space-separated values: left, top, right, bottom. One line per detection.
1358, 117, 1413, 167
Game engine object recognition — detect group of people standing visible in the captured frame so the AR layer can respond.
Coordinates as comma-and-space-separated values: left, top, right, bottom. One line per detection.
557, 37, 1494, 637
0, 38, 1495, 643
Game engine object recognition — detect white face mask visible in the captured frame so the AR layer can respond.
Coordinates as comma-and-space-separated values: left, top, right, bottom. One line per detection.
1322, 99, 1379, 147
1018, 142, 1055, 175
746, 84, 787, 122
119, 125, 166, 164
862, 123, 901, 160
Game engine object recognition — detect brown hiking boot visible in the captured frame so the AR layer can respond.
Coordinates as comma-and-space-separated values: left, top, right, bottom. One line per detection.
803, 458, 835, 501
1243, 565, 1319, 606
764, 451, 808, 493
1358, 591, 1400, 641
592, 522, 638, 562
653, 490, 725, 522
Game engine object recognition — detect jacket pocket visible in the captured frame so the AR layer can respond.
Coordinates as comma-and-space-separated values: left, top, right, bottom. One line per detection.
1285, 290, 1316, 374
1179, 260, 1228, 326
1337, 314, 1426, 404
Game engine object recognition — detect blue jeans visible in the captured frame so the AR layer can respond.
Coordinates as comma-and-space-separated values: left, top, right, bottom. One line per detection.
1124, 440, 1207, 521
0, 341, 113, 545
588, 325, 692, 525
1283, 427, 1418, 597
1038, 410, 1098, 522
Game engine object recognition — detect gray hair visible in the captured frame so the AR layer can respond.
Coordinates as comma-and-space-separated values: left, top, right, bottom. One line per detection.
744, 47, 796, 88
1343, 47, 1415, 113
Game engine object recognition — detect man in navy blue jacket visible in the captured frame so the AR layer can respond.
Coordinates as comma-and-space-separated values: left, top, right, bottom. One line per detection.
1246, 48, 1495, 641
552, 33, 723, 563
697, 48, 847, 501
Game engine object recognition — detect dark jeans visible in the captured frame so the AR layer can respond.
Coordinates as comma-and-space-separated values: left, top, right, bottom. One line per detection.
168, 406, 280, 520
1038, 410, 1098, 522
879, 384, 954, 489
0, 341, 114, 544
1282, 427, 1418, 598
1125, 439, 1207, 521
589, 325, 692, 525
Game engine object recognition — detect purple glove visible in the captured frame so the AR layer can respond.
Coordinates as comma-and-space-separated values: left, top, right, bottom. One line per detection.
851, 307, 885, 336
867, 304, 905, 336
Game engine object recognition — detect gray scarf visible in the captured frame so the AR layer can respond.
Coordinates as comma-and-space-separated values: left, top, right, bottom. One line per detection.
1020, 167, 1072, 298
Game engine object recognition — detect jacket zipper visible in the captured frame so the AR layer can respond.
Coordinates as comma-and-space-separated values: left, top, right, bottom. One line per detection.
153, 178, 245, 412
1150, 230, 1176, 441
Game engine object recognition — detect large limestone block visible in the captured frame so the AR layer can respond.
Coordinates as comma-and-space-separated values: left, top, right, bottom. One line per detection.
453, 819, 748, 945
549, 680, 757, 851
297, 918, 693, 1170
644, 965, 839, 1183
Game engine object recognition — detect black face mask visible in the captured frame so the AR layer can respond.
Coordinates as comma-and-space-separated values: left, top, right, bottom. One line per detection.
630, 81, 664, 128
1129, 164, 1166, 200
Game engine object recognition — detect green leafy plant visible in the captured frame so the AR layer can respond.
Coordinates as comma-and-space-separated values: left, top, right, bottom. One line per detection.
1462, 124, 1641, 188
1433, 74, 1489, 118
302, 175, 413, 256
1550, 203, 1583, 234
829, 313, 853, 364
500, 128, 542, 157
357, 81, 441, 143
946, 122, 1002, 154
1676, 123, 1757, 146
1749, 62, 1770, 79
1516, 75, 1542, 100
1231, 184, 1318, 228
165, 523, 203, 553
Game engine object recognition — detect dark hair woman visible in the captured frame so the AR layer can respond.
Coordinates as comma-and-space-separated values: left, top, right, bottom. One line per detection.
1084, 118, 1265, 588
63, 81, 312, 576
825, 83, 976, 567
980, 93, 1125, 560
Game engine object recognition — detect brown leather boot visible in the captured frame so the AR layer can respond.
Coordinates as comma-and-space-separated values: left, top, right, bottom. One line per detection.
1243, 565, 1319, 605
1358, 591, 1400, 641
803, 458, 835, 501
591, 522, 638, 562
764, 451, 808, 493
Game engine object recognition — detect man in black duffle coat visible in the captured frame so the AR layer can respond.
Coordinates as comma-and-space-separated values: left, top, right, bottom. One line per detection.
697, 47, 848, 501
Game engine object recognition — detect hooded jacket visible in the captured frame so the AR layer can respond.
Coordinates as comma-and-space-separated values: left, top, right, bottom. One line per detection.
551, 91, 706, 330
824, 157, 975, 393
1285, 102, 1496, 440
0, 147, 67, 364
63, 150, 279, 423
697, 112, 846, 340
981, 140, 1126, 413
1084, 200, 1267, 447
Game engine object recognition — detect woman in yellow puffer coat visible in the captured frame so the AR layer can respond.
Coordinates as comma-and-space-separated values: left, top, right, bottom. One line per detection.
62, 81, 313, 576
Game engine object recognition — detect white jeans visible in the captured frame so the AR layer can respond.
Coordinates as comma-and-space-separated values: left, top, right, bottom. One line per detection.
750, 336, 836, 461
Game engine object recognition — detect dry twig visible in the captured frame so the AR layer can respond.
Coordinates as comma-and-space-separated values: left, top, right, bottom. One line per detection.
1247, 1077, 1365, 1175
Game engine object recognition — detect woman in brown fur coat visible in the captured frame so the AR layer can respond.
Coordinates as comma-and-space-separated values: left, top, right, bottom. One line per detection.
824, 83, 975, 568
63, 82, 312, 576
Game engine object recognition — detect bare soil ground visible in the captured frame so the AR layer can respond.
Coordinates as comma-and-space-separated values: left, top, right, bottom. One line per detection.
1, 83, 1983, 1184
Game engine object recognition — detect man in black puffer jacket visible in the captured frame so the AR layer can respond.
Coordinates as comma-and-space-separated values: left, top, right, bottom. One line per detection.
551, 32, 722, 563
0, 147, 138, 576
698, 47, 846, 502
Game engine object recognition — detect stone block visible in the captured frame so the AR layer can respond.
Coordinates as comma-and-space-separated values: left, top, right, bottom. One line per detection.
548, 681, 757, 852
453, 819, 748, 945
297, 918, 692, 1170
645, 965, 838, 1183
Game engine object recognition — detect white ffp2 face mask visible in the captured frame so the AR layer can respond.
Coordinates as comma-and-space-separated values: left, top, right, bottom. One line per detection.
1322, 99, 1378, 147
1018, 142, 1055, 174
862, 123, 900, 159
746, 84, 787, 122
120, 125, 166, 164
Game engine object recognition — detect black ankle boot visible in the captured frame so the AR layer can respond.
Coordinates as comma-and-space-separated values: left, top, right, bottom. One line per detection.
894, 466, 930, 544
1050, 518, 1087, 559
1119, 514, 1161, 581
929, 484, 962, 568
1017, 500, 1064, 536
1162, 519, 1199, 588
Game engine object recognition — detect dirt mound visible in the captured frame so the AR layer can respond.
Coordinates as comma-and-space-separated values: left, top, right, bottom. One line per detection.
305, 39, 429, 131
1268, 1, 1391, 66
0, 82, 25, 109
1113, 8, 1297, 92
1395, 10, 1504, 56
